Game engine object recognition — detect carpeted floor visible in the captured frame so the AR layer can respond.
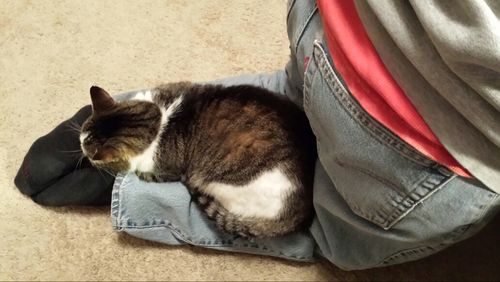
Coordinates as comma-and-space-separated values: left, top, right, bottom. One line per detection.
0, 0, 498, 280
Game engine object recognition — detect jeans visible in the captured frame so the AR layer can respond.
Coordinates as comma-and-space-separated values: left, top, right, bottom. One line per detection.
111, 0, 499, 270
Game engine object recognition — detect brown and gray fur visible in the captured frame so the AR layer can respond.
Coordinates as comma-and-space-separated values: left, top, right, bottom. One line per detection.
80, 82, 316, 238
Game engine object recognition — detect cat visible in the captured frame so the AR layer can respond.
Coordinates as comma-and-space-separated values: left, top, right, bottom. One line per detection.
80, 82, 316, 238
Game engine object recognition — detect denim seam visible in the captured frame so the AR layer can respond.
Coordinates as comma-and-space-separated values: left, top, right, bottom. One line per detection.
381, 245, 437, 266
303, 73, 310, 108
294, 5, 318, 55
303, 54, 318, 111
304, 57, 330, 150
383, 174, 454, 230
111, 173, 125, 230
112, 175, 315, 262
286, 0, 297, 24
312, 41, 435, 168
116, 223, 314, 261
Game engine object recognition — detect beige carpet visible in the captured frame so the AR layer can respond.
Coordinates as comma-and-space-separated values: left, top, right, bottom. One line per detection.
0, 0, 498, 280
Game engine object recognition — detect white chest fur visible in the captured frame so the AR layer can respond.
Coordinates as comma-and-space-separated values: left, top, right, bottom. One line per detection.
128, 92, 183, 173
203, 166, 295, 219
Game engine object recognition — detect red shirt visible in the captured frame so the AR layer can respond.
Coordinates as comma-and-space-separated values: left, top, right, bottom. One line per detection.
317, 0, 470, 177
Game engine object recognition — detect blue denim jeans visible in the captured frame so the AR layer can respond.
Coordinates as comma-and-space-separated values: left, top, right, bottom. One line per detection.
111, 0, 500, 270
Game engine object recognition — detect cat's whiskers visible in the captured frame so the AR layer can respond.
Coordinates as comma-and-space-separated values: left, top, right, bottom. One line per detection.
73, 155, 84, 173
93, 165, 107, 180
65, 121, 83, 134
60, 149, 83, 154
100, 167, 117, 178
87, 159, 117, 178
69, 120, 82, 130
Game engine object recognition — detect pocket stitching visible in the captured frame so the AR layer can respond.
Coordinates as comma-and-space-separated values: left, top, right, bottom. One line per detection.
312, 41, 436, 168
305, 41, 456, 229
383, 174, 455, 229
303, 52, 318, 112
286, 0, 297, 24
293, 6, 318, 54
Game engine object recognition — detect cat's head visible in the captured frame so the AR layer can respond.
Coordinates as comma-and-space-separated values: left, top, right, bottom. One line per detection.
80, 86, 162, 173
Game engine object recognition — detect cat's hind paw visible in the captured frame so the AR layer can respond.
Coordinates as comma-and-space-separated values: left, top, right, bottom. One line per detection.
136, 171, 161, 182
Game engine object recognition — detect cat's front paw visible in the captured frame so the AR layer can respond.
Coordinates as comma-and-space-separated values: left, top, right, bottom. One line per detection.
136, 171, 161, 182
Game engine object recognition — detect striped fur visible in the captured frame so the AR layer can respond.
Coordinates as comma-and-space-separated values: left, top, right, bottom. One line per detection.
81, 83, 316, 237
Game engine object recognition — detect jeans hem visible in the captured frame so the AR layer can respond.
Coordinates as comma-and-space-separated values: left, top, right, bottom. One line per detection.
110, 173, 317, 262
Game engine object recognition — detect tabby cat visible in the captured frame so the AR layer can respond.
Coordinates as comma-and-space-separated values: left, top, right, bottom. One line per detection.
80, 82, 316, 237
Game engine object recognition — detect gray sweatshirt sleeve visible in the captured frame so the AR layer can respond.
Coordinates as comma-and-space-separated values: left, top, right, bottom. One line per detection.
354, 0, 500, 192
410, 0, 500, 143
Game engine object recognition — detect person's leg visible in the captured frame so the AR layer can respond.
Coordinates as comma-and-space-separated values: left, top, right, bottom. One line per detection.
112, 172, 316, 261
302, 34, 500, 270
210, 71, 286, 94
311, 163, 500, 270
19, 0, 499, 268
286, 0, 500, 270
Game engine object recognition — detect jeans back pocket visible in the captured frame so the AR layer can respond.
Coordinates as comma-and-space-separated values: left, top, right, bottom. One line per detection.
304, 40, 454, 230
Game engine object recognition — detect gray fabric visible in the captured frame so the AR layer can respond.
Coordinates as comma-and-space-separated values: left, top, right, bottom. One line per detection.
304, 39, 499, 269
354, 0, 500, 192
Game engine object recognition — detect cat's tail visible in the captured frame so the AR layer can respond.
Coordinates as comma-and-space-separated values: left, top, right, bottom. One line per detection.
201, 197, 305, 238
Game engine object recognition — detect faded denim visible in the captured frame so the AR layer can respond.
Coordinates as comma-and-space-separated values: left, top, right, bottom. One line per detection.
111, 0, 499, 270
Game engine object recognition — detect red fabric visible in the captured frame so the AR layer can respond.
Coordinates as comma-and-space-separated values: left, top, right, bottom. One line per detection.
317, 0, 470, 177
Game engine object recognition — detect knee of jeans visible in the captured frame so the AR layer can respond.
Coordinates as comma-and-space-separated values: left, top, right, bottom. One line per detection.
391, 177, 497, 237
312, 173, 499, 270
316, 216, 488, 271
377, 179, 498, 267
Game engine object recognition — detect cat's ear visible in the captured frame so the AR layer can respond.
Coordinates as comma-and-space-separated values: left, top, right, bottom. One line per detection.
90, 85, 116, 113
